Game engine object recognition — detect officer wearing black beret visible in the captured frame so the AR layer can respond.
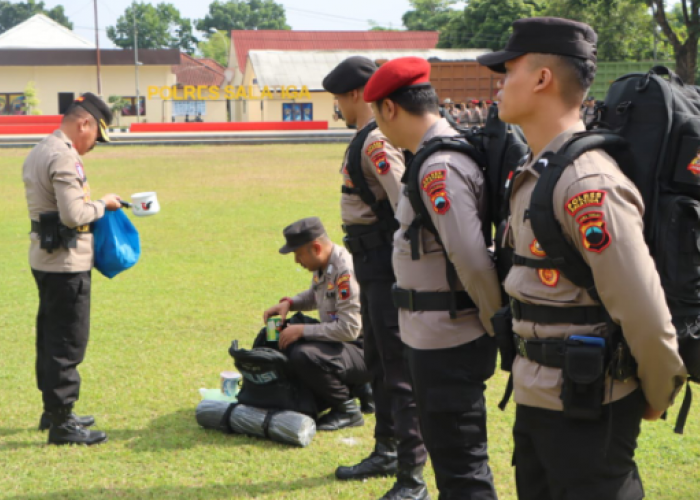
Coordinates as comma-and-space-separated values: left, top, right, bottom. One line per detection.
478, 17, 686, 500
264, 217, 371, 431
23, 92, 121, 445
324, 58, 429, 500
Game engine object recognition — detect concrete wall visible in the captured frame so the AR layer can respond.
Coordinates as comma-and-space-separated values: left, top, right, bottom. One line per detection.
1, 65, 176, 124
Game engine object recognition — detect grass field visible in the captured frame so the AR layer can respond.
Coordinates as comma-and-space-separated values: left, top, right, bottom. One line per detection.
0, 143, 698, 500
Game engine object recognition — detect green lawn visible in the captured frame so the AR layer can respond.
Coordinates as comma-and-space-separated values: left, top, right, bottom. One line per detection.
0, 144, 698, 499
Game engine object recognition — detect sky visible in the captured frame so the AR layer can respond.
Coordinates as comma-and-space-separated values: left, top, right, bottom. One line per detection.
40, 0, 417, 49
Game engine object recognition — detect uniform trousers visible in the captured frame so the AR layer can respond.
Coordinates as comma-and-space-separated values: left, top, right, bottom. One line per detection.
513, 389, 646, 500
32, 270, 91, 411
287, 339, 369, 411
355, 245, 427, 467
406, 334, 499, 500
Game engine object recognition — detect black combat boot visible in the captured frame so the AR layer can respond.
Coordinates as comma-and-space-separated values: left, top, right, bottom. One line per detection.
39, 411, 95, 431
47, 406, 107, 446
317, 400, 364, 431
379, 464, 430, 500
335, 437, 398, 480
354, 383, 376, 414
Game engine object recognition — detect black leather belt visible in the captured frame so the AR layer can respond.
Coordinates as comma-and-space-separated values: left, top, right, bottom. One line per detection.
513, 335, 565, 369
510, 299, 607, 325
392, 284, 476, 312
31, 220, 92, 234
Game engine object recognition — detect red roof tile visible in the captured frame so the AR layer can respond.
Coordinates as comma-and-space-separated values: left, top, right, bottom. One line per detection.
231, 30, 439, 70
172, 53, 226, 87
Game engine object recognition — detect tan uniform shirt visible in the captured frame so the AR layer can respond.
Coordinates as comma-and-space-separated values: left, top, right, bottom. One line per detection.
393, 118, 502, 350
23, 130, 105, 273
504, 121, 687, 412
340, 121, 405, 225
290, 244, 362, 343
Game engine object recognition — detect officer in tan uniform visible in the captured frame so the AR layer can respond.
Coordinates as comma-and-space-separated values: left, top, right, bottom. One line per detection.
365, 57, 503, 500
322, 57, 429, 500
23, 93, 121, 446
477, 17, 687, 499
263, 217, 370, 431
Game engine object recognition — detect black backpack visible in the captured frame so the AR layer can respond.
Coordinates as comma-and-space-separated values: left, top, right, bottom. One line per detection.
403, 104, 529, 318
228, 313, 320, 418
526, 66, 700, 434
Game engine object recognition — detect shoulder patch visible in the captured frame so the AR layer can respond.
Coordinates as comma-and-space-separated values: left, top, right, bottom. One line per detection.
577, 211, 611, 253
336, 273, 352, 300
538, 269, 560, 287
372, 152, 390, 175
566, 190, 606, 216
365, 140, 384, 157
421, 169, 447, 194
529, 239, 546, 257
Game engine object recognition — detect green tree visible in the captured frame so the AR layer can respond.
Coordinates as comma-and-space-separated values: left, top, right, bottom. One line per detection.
439, 0, 539, 49
647, 0, 700, 83
107, 2, 198, 53
0, 0, 72, 35
195, 0, 290, 35
542, 0, 660, 61
402, 0, 460, 32
107, 95, 129, 126
198, 30, 229, 67
23, 81, 41, 115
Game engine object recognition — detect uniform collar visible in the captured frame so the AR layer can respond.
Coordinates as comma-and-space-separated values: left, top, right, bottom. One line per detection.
317, 244, 340, 280
52, 129, 74, 150
523, 121, 586, 177
417, 117, 456, 152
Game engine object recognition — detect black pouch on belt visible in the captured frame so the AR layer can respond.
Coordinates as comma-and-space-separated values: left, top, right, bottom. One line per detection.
38, 212, 62, 253
560, 337, 606, 420
491, 305, 515, 372
58, 224, 78, 249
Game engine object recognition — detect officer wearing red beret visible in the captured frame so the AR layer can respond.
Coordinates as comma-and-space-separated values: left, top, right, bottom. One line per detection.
365, 57, 502, 499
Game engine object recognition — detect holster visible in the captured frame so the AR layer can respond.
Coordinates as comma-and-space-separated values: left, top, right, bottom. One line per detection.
560, 339, 606, 420
491, 305, 515, 372
38, 212, 62, 253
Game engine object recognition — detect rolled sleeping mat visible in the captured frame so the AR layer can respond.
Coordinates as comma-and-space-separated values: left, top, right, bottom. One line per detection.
195, 399, 234, 432
229, 404, 316, 447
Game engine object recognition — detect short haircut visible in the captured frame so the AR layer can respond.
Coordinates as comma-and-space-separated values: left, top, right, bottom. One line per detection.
530, 54, 597, 106
63, 104, 92, 123
377, 87, 440, 116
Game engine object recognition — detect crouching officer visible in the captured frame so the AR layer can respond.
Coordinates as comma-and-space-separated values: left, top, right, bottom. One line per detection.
365, 58, 503, 499
322, 56, 429, 499
263, 217, 370, 431
477, 18, 687, 499
23, 93, 121, 445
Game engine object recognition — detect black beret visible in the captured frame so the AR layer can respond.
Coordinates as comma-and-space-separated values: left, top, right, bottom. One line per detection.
477, 17, 597, 74
323, 56, 378, 94
72, 92, 113, 142
279, 217, 327, 254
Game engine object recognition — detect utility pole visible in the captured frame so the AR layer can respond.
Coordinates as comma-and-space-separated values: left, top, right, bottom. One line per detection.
93, 0, 102, 95
134, 10, 141, 123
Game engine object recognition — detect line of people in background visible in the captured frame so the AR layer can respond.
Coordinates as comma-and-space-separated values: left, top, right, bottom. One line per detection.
440, 98, 494, 127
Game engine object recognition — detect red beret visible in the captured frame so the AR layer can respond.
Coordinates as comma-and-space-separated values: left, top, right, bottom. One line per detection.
363, 57, 431, 103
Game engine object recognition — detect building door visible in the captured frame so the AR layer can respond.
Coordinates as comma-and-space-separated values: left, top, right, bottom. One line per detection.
58, 93, 74, 115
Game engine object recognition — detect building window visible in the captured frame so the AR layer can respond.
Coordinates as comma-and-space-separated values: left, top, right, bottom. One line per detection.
0, 93, 26, 115
120, 97, 146, 117
283, 103, 313, 122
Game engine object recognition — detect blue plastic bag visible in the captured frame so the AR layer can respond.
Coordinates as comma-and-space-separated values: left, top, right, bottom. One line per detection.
93, 209, 141, 278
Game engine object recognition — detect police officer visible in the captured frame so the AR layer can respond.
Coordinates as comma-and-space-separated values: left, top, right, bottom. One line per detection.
476, 17, 687, 499
322, 57, 429, 499
263, 217, 370, 431
364, 57, 503, 500
23, 93, 121, 445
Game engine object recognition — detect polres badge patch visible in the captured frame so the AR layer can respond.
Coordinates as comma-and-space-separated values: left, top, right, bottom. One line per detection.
366, 141, 384, 157
421, 169, 450, 214
529, 239, 546, 257
566, 190, 606, 216
688, 148, 700, 176
372, 152, 390, 175
337, 274, 352, 300
430, 190, 451, 214
538, 269, 560, 287
577, 211, 611, 253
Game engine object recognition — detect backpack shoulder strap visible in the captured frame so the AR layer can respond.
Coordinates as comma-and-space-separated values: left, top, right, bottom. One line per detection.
528, 130, 632, 299
343, 121, 380, 208
403, 136, 487, 318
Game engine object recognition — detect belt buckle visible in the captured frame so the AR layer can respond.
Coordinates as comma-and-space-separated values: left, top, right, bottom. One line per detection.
517, 337, 528, 358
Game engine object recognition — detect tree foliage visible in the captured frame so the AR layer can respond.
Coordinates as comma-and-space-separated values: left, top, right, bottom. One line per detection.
0, 0, 72, 35
195, 0, 290, 35
107, 2, 198, 54
198, 30, 229, 67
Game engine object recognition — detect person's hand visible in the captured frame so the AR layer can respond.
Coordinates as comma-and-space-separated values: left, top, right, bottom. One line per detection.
279, 324, 304, 350
263, 300, 291, 323
642, 404, 665, 421
100, 193, 122, 211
